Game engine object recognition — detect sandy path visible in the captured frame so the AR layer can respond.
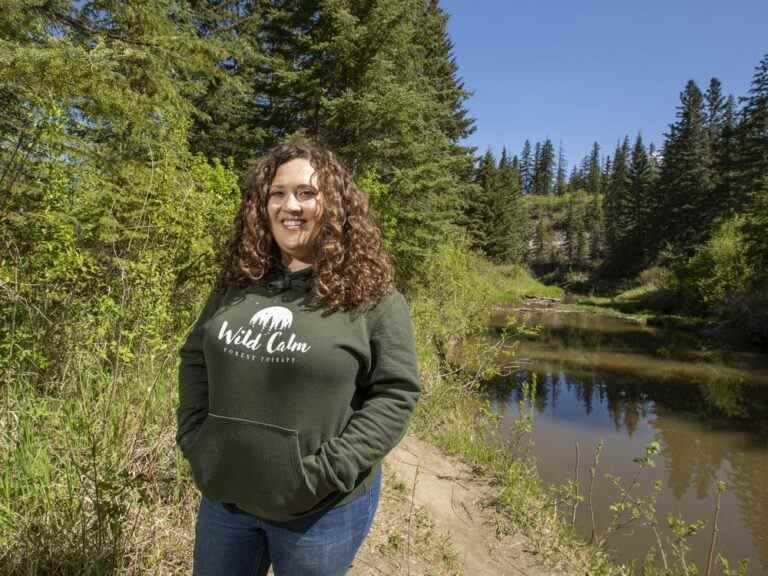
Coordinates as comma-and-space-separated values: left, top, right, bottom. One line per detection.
350, 434, 557, 576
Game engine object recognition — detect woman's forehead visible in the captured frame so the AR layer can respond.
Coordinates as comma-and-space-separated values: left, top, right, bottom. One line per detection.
272, 158, 317, 185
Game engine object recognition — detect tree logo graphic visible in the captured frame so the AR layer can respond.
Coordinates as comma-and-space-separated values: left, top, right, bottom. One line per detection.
249, 306, 293, 332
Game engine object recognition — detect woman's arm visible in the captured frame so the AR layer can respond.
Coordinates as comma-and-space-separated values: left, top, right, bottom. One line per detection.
302, 290, 421, 497
176, 288, 223, 456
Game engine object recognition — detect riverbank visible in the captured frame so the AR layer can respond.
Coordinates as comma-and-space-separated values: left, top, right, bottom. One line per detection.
531, 269, 766, 354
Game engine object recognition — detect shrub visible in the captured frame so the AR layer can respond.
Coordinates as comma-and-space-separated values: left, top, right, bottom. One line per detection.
677, 215, 755, 312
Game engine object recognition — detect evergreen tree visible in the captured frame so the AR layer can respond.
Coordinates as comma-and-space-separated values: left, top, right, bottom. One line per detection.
490, 147, 527, 262
719, 95, 740, 216
532, 141, 541, 193
657, 80, 713, 256
588, 192, 605, 263
520, 139, 533, 194
737, 53, 768, 200
568, 165, 582, 192
465, 149, 497, 253
186, 0, 275, 168
532, 138, 555, 195
629, 134, 657, 264
604, 137, 632, 269
555, 141, 567, 195
511, 154, 523, 190
602, 154, 613, 193
586, 142, 602, 195
704, 77, 728, 223
418, 0, 476, 143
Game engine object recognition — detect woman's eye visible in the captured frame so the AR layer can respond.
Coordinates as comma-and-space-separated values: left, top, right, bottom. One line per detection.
298, 189, 317, 201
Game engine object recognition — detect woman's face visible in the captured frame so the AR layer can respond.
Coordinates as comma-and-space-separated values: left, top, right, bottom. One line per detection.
267, 158, 324, 265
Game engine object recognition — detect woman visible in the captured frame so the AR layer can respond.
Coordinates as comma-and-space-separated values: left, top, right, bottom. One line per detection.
176, 139, 421, 575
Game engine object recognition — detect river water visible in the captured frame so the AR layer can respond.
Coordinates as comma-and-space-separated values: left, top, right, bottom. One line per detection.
481, 305, 768, 573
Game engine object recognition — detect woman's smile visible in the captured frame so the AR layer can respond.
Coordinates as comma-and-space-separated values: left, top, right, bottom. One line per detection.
267, 158, 324, 266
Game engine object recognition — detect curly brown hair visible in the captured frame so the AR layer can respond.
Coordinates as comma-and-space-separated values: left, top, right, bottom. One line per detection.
214, 138, 394, 314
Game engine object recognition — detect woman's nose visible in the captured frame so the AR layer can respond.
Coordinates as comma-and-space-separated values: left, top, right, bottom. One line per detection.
283, 191, 302, 211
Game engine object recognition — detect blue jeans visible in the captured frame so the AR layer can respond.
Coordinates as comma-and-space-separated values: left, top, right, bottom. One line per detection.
193, 467, 382, 575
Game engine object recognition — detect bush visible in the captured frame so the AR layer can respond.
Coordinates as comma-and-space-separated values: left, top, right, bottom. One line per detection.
676, 215, 755, 312
638, 266, 675, 290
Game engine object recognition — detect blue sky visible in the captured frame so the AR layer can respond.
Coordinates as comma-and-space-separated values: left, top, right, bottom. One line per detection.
440, 0, 767, 168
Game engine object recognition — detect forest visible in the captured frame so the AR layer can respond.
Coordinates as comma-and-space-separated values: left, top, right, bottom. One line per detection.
1, 1, 767, 573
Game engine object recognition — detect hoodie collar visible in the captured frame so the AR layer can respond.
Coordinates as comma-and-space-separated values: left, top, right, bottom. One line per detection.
265, 262, 314, 294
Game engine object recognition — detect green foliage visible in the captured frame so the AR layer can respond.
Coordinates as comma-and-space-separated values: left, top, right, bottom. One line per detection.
675, 215, 755, 311
356, 165, 399, 254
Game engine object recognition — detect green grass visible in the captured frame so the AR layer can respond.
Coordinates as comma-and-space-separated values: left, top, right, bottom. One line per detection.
487, 264, 565, 304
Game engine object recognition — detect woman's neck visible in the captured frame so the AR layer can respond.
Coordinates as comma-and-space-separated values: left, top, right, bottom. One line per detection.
280, 254, 314, 272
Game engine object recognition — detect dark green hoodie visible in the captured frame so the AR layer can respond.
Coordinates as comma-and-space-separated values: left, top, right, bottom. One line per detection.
176, 263, 421, 521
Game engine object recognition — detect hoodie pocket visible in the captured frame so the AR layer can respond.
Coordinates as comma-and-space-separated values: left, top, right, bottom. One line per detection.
187, 413, 318, 519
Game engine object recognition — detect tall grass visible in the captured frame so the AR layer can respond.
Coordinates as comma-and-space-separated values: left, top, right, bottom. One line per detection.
1, 348, 199, 573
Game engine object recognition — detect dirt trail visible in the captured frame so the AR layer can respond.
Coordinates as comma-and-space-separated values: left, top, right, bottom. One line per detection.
349, 435, 557, 576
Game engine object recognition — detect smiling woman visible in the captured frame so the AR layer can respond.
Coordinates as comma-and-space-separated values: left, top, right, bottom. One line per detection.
267, 159, 324, 269
176, 138, 421, 576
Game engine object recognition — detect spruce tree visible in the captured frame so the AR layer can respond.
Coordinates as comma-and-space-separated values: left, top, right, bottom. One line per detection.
588, 192, 605, 263
556, 141, 568, 195
532, 142, 541, 193
533, 139, 555, 195
568, 165, 582, 192
511, 154, 523, 190
586, 142, 602, 195
737, 53, 768, 200
629, 134, 657, 264
657, 80, 713, 256
719, 95, 740, 216
604, 137, 632, 267
466, 149, 498, 254
520, 139, 533, 194
492, 147, 527, 262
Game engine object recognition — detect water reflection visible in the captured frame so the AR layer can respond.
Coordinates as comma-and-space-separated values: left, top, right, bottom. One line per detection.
488, 368, 768, 571
477, 306, 768, 572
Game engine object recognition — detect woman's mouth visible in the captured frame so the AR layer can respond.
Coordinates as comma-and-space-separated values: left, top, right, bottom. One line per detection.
281, 218, 306, 230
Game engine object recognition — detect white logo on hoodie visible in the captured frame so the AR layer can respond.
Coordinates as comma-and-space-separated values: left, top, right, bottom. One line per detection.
249, 306, 293, 331
216, 304, 311, 359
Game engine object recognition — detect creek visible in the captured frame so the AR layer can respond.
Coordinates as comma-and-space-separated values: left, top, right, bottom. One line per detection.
478, 302, 768, 572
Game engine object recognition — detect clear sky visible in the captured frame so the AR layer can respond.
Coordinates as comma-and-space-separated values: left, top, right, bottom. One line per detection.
440, 0, 767, 168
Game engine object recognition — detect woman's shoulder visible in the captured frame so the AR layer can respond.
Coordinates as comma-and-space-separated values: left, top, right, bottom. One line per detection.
363, 286, 410, 327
